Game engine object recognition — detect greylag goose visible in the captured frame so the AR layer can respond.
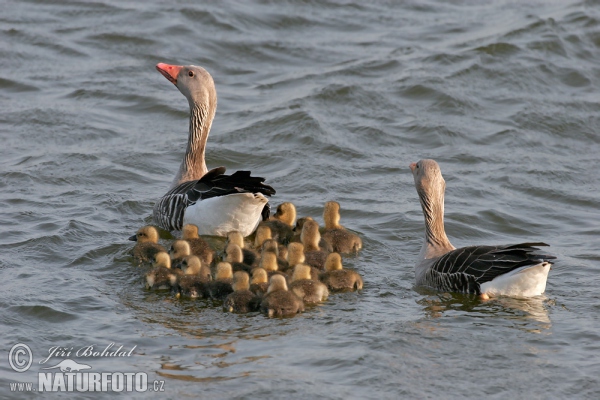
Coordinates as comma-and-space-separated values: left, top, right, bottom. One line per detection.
152, 63, 275, 236
223, 271, 260, 313
289, 264, 329, 304
129, 226, 166, 265
321, 201, 363, 254
410, 159, 554, 298
319, 253, 363, 291
260, 275, 305, 317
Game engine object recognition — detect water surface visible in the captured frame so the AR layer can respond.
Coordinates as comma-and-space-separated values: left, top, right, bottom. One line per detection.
1, 0, 599, 398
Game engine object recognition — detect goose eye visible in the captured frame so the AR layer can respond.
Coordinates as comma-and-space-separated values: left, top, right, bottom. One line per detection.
188, 70, 194, 77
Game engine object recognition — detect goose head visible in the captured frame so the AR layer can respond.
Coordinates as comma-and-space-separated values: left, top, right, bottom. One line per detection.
156, 63, 217, 111
409, 159, 446, 206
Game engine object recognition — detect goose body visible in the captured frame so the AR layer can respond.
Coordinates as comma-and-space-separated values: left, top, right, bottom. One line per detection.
410, 159, 554, 298
152, 63, 275, 237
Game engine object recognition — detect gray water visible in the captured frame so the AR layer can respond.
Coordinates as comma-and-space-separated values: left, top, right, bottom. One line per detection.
1, 0, 599, 398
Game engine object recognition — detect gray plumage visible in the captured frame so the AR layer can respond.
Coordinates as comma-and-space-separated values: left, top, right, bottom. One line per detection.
411, 159, 554, 296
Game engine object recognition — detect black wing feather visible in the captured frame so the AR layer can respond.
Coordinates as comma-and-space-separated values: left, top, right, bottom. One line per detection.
153, 167, 276, 231
426, 242, 554, 294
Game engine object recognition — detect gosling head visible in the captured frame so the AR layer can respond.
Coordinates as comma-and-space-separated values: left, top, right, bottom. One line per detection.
225, 243, 243, 264
291, 264, 312, 282
254, 225, 272, 249
286, 242, 305, 266
267, 274, 288, 294
226, 230, 245, 249
215, 262, 233, 281
273, 202, 297, 226
323, 201, 342, 229
181, 255, 202, 275
251, 268, 268, 284
129, 226, 160, 244
324, 253, 343, 271
293, 216, 313, 233
260, 252, 278, 272
232, 271, 250, 292
182, 224, 200, 240
153, 252, 171, 269
261, 239, 279, 256
169, 240, 191, 260
300, 219, 321, 250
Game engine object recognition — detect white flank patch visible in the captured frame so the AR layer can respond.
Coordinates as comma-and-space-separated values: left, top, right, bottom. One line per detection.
183, 193, 268, 237
480, 262, 551, 298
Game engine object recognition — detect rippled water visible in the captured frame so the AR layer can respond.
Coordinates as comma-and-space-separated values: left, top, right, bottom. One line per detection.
1, 0, 599, 398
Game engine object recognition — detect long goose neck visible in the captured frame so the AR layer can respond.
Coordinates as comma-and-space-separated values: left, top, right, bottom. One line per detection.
418, 186, 454, 259
171, 102, 214, 187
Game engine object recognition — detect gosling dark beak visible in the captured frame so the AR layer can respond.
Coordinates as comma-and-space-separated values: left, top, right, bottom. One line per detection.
128, 234, 137, 242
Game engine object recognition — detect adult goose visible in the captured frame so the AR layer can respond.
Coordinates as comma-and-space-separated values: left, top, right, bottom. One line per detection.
410, 159, 554, 298
152, 63, 275, 237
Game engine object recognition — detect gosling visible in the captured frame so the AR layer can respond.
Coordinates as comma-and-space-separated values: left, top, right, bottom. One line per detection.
260, 275, 305, 317
223, 271, 260, 313
289, 264, 329, 304
182, 224, 215, 265
321, 201, 362, 254
319, 253, 363, 291
129, 226, 166, 265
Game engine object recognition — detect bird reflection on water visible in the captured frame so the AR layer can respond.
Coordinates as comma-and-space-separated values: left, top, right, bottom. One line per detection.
415, 287, 552, 332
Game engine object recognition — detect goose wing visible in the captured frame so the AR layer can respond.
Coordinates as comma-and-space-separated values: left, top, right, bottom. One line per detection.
425, 242, 555, 294
153, 167, 276, 231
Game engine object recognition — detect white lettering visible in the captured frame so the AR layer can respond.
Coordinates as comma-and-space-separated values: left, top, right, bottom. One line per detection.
112, 373, 124, 392
135, 373, 147, 392
52, 373, 66, 391
89, 372, 101, 391
38, 373, 53, 391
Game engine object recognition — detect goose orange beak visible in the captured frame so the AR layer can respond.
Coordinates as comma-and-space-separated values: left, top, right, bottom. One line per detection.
156, 63, 182, 85
409, 162, 417, 172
